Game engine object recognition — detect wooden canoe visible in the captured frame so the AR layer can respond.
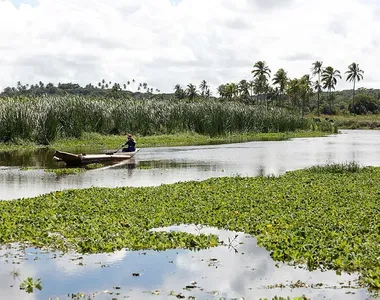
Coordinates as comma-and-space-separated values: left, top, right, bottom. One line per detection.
53, 149, 139, 166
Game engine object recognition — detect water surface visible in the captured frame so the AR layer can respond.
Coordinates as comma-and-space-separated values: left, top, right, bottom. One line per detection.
1, 130, 380, 200
0, 225, 373, 300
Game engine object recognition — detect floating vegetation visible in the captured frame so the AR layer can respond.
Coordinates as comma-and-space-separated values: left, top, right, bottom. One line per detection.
20, 167, 36, 171
19, 277, 42, 293
85, 163, 104, 170
44, 168, 85, 175
0, 163, 379, 290
137, 164, 153, 170
259, 297, 309, 300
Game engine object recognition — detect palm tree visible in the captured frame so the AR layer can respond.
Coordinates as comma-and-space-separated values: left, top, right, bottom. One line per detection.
299, 75, 313, 117
217, 84, 227, 99
321, 66, 341, 114
186, 84, 198, 101
286, 78, 300, 110
229, 83, 238, 100
311, 61, 323, 116
205, 89, 212, 98
174, 84, 185, 99
345, 62, 364, 108
199, 80, 209, 97
272, 68, 288, 107
238, 80, 250, 103
251, 61, 271, 106
313, 80, 323, 116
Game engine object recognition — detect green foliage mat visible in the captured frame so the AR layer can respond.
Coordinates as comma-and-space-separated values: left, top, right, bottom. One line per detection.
0, 164, 379, 289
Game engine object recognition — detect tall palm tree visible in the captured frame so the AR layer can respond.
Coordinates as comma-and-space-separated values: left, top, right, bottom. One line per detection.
299, 75, 313, 118
217, 84, 227, 99
313, 80, 323, 116
186, 83, 198, 100
311, 61, 323, 116
199, 80, 209, 97
251, 61, 271, 106
205, 89, 212, 99
286, 78, 300, 109
238, 79, 250, 102
345, 62, 364, 108
321, 66, 341, 114
272, 68, 288, 107
229, 83, 238, 100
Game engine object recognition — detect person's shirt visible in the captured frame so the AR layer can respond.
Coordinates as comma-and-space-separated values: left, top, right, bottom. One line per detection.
127, 138, 136, 147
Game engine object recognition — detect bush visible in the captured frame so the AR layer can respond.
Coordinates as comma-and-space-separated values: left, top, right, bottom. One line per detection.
349, 94, 379, 115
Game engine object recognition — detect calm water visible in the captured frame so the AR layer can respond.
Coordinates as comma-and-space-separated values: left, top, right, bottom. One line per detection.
1, 130, 380, 201
0, 225, 374, 300
1, 130, 380, 299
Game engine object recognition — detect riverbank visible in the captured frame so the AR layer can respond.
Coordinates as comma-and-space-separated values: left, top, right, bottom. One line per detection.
316, 114, 380, 129
0, 131, 332, 152
0, 163, 378, 290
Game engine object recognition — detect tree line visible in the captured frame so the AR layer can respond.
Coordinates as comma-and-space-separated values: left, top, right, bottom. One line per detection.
3, 60, 380, 115
173, 61, 366, 116
0, 80, 161, 99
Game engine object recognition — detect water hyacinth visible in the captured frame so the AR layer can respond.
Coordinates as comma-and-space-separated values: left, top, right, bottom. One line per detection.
0, 96, 311, 143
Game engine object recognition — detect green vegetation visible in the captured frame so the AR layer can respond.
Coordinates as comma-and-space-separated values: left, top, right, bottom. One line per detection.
44, 168, 84, 175
331, 114, 380, 129
0, 163, 379, 290
259, 297, 308, 300
51, 131, 333, 152
0, 96, 314, 144
85, 163, 104, 169
19, 277, 42, 293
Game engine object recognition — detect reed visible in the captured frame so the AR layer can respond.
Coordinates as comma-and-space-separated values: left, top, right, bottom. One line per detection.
0, 96, 312, 143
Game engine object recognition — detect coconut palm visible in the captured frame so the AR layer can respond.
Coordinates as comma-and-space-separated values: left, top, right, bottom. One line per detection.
287, 78, 300, 109
238, 80, 250, 103
345, 62, 364, 108
174, 84, 185, 99
322, 66, 341, 114
311, 61, 323, 116
251, 61, 271, 105
186, 83, 198, 100
199, 80, 209, 97
299, 75, 313, 117
217, 84, 227, 99
313, 80, 323, 116
272, 68, 288, 107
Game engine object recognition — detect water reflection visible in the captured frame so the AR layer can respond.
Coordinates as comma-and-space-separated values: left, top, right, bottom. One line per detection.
2, 130, 380, 200
0, 226, 373, 300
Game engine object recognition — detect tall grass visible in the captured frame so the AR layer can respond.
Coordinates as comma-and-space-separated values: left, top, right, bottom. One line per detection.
0, 96, 311, 143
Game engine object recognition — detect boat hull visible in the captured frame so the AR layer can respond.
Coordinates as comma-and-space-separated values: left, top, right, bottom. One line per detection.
53, 149, 139, 166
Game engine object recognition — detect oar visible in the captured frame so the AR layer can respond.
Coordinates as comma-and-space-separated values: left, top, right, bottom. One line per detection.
105, 145, 124, 155
113, 145, 124, 154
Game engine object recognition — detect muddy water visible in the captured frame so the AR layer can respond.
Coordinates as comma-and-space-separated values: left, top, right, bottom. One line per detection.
1, 130, 380, 200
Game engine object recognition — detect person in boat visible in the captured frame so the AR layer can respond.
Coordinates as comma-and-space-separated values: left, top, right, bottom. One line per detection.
122, 134, 136, 152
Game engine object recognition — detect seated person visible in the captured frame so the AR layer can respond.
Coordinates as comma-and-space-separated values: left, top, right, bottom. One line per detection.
122, 134, 136, 152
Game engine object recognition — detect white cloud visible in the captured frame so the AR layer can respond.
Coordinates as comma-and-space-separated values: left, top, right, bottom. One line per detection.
0, 0, 378, 93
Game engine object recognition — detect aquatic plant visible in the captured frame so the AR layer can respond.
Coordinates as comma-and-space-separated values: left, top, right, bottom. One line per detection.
44, 168, 84, 175
0, 163, 379, 290
19, 277, 42, 293
85, 163, 104, 170
0, 96, 310, 143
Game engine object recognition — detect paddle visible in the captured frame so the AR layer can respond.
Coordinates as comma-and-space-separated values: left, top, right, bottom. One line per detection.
104, 145, 124, 155
113, 145, 124, 154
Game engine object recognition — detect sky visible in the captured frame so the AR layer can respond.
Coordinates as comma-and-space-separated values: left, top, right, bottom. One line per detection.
0, 0, 379, 93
